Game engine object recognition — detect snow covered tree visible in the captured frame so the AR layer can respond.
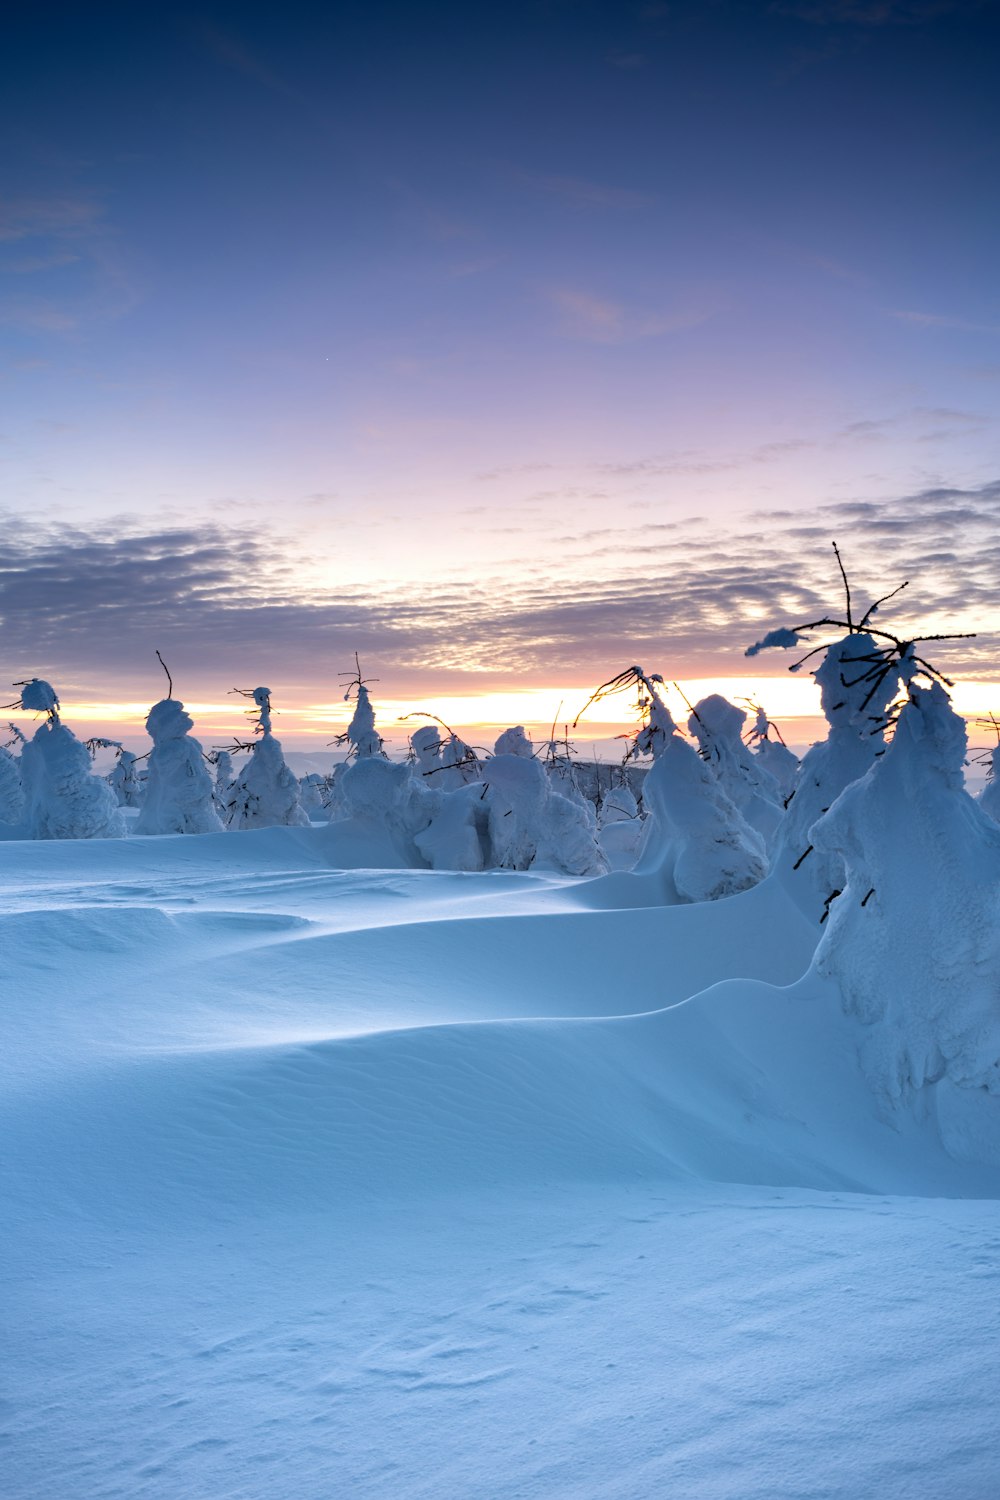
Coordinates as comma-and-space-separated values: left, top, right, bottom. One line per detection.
208, 749, 235, 817
335, 655, 385, 760
298, 773, 328, 816
686, 693, 784, 847
8, 679, 125, 840
0, 723, 26, 826
224, 686, 309, 829
597, 782, 642, 871
634, 711, 768, 902
743, 701, 800, 801
747, 543, 974, 921
494, 725, 534, 759
410, 724, 444, 775
87, 738, 145, 810
402, 714, 481, 791
973, 716, 1000, 825
813, 672, 1000, 1122
574, 666, 766, 899
479, 751, 606, 875
135, 658, 222, 835
108, 748, 144, 809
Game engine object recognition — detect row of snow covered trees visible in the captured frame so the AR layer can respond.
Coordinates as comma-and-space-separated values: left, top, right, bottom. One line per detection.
3, 555, 999, 894
5, 548, 997, 1134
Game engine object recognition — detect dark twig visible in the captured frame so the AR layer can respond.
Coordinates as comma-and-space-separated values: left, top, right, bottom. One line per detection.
831, 541, 852, 628
155, 650, 173, 698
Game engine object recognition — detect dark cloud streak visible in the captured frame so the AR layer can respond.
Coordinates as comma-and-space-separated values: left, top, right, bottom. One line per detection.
1, 484, 998, 697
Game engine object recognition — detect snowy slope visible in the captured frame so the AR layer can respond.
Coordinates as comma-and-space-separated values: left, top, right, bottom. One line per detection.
2, 832, 999, 1499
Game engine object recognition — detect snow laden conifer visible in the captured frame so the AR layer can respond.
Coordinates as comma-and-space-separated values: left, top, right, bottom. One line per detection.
597, 781, 642, 871
298, 773, 328, 817
747, 542, 975, 921
973, 716, 1000, 825
224, 686, 309, 829
134, 655, 222, 836
480, 726, 606, 875
108, 748, 144, 809
812, 667, 1000, 1127
336, 655, 385, 761
743, 702, 799, 801
86, 738, 145, 810
685, 693, 784, 847
574, 667, 766, 900
209, 749, 235, 817
0, 723, 26, 827
8, 679, 125, 839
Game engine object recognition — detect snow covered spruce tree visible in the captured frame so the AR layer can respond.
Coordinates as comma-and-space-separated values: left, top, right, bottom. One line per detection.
337, 655, 385, 761
134, 656, 222, 836
685, 693, 784, 847
477, 725, 607, 875
327, 701, 486, 870
107, 747, 144, 809
574, 667, 766, 900
974, 716, 1000, 825
402, 714, 481, 791
224, 686, 309, 829
743, 702, 800, 801
298, 773, 328, 816
596, 780, 643, 871
209, 749, 235, 817
7, 679, 125, 839
0, 724, 26, 827
747, 542, 974, 921
811, 665, 1000, 1132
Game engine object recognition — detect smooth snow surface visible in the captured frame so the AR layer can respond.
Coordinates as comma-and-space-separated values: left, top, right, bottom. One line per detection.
3, 830, 999, 1499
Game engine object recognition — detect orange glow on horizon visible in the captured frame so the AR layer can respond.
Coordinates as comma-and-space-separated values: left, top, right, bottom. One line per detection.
22, 674, 1000, 755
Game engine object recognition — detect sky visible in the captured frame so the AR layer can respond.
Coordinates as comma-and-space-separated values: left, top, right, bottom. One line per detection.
2, 0, 999, 754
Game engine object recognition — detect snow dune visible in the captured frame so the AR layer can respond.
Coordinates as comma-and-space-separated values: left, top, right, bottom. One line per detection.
3, 829, 999, 1499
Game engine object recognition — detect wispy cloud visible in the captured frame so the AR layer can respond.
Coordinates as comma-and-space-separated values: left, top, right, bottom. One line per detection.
0, 193, 140, 333
548, 287, 716, 343
887, 307, 1000, 334
0, 197, 101, 244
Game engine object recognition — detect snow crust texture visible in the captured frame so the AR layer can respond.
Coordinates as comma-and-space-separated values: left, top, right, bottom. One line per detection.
2, 829, 998, 1500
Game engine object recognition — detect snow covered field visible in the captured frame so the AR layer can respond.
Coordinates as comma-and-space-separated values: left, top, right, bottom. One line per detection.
3, 827, 998, 1500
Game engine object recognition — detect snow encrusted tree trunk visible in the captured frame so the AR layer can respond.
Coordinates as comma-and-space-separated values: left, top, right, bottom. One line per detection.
15, 680, 125, 840
226, 688, 309, 830
135, 699, 222, 835
812, 680, 1000, 1129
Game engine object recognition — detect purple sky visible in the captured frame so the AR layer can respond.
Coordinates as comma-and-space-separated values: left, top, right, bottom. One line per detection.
2, 0, 998, 746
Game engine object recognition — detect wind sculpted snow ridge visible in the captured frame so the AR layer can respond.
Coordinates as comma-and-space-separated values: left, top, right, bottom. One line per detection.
2, 834, 999, 1500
